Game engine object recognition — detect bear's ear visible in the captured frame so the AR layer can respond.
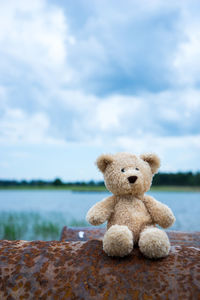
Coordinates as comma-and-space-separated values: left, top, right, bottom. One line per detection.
140, 153, 160, 174
96, 154, 114, 173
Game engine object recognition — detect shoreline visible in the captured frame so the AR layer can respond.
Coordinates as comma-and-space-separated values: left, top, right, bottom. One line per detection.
0, 185, 200, 192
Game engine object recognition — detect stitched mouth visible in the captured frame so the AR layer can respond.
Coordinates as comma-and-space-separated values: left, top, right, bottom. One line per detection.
128, 176, 137, 184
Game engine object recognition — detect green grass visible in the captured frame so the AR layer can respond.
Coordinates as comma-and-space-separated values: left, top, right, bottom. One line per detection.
150, 186, 200, 192
0, 185, 199, 192
0, 213, 29, 240
0, 185, 107, 192
0, 212, 88, 241
33, 222, 60, 240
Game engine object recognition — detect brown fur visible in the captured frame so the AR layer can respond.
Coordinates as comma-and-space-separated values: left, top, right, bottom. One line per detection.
86, 152, 175, 258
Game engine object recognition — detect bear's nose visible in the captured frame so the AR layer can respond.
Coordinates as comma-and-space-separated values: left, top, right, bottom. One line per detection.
128, 176, 137, 184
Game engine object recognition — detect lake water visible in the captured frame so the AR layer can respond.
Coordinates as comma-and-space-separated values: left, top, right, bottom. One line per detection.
0, 190, 199, 240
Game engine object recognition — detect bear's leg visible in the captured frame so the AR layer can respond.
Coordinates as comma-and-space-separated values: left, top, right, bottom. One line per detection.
138, 226, 170, 259
103, 224, 133, 257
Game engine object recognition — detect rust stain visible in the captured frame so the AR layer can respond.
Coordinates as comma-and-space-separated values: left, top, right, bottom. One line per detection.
0, 229, 199, 299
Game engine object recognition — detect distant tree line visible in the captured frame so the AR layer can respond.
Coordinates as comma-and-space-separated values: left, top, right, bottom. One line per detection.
153, 172, 200, 186
0, 172, 200, 187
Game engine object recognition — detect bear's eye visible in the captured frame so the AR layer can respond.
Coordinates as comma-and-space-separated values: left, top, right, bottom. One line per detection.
121, 168, 125, 173
135, 167, 139, 171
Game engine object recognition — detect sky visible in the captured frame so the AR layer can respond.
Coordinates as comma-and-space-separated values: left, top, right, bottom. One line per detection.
0, 0, 200, 181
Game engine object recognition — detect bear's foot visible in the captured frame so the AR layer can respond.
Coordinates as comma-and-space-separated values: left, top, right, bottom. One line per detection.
138, 227, 170, 259
103, 225, 133, 257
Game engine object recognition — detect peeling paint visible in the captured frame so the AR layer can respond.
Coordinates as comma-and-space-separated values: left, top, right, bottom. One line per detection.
78, 231, 85, 239
60, 226, 105, 241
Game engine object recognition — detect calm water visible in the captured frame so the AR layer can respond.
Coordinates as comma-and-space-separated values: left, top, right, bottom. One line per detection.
0, 190, 199, 232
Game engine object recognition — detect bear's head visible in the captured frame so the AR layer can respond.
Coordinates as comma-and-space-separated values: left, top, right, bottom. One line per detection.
96, 152, 160, 196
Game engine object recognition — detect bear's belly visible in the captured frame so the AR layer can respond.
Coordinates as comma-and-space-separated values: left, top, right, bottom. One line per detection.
107, 198, 153, 241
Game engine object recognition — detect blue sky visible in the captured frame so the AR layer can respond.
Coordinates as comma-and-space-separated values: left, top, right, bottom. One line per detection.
0, 0, 200, 181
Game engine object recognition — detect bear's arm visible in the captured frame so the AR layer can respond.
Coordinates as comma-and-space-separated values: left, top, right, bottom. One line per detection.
86, 196, 115, 226
143, 195, 175, 228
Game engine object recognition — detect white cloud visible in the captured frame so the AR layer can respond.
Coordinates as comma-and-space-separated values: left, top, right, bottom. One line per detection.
115, 134, 200, 172
91, 89, 200, 138
2, 86, 199, 146
0, 108, 65, 145
172, 13, 200, 86
1, 0, 200, 93
0, 0, 200, 176
94, 96, 133, 131
0, 0, 74, 86
0, 85, 6, 98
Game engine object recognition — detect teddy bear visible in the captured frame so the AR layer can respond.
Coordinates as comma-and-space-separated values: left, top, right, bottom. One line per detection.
86, 152, 175, 259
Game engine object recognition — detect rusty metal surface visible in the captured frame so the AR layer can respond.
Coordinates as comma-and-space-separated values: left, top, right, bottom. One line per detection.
60, 226, 105, 241
0, 230, 200, 300
60, 226, 200, 246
